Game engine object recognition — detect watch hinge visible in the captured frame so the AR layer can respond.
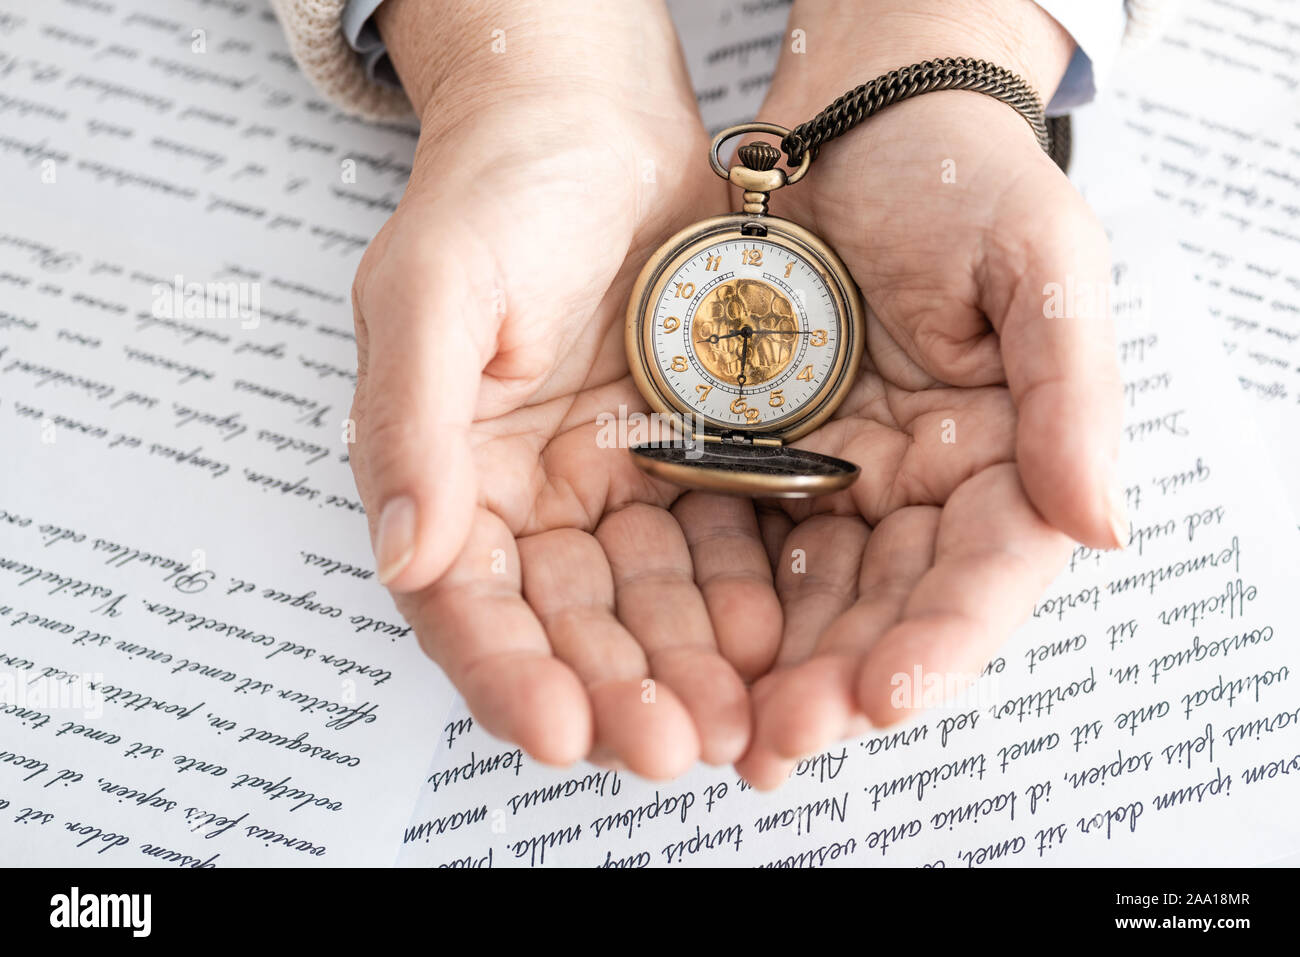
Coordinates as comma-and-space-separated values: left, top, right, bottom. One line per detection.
695, 431, 782, 447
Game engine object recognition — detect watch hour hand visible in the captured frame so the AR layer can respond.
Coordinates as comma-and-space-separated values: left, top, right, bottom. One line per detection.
698, 330, 745, 344
736, 328, 750, 396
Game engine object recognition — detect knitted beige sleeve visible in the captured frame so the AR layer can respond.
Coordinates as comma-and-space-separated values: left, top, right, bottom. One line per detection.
268, 0, 413, 120
273, 0, 1174, 120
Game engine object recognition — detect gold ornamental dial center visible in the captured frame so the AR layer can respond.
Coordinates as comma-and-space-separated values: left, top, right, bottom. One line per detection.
691, 278, 799, 387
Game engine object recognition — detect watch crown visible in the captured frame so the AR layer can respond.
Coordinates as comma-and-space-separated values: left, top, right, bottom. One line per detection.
737, 141, 781, 171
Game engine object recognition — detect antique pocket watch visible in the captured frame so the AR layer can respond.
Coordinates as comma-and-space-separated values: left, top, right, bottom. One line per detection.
623, 61, 1063, 497
624, 123, 865, 498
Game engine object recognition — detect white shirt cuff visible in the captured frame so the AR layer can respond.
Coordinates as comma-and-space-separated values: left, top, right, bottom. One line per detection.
1033, 0, 1129, 113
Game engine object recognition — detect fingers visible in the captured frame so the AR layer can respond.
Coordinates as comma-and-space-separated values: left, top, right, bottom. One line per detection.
856, 463, 1072, 727
984, 172, 1126, 549
406, 508, 592, 766
596, 503, 750, 767
814, 506, 942, 658
735, 513, 868, 789
352, 231, 499, 593
672, 493, 782, 680
755, 503, 795, 570
771, 514, 869, 665
738, 507, 938, 789
519, 527, 701, 779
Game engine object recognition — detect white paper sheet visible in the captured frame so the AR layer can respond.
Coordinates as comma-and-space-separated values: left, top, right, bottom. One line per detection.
667, 0, 790, 135
3, 0, 1299, 870
1075, 0, 1300, 507
0, 0, 451, 867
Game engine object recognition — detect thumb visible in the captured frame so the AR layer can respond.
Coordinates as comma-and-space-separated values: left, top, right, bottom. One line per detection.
987, 176, 1126, 550
353, 242, 497, 593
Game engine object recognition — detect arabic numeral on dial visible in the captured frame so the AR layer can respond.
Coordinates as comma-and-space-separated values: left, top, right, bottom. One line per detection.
675, 281, 695, 298
663, 315, 680, 332
729, 397, 760, 423
768, 389, 784, 407
671, 355, 688, 372
810, 329, 828, 347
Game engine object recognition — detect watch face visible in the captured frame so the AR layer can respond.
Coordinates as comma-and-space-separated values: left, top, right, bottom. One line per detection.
628, 216, 862, 441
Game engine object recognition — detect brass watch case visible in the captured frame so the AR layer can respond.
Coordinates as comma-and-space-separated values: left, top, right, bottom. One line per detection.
624, 213, 865, 496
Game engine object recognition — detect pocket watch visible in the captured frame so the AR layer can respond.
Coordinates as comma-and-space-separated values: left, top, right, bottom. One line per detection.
622, 62, 1062, 497
624, 122, 865, 498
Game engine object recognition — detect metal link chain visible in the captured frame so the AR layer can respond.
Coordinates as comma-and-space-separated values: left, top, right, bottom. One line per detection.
781, 57, 1071, 172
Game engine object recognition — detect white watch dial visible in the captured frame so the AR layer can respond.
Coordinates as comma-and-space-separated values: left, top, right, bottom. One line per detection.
649, 237, 844, 431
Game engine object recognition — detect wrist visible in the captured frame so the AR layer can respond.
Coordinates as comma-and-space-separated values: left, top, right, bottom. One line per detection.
376, 0, 694, 132
765, 0, 1074, 127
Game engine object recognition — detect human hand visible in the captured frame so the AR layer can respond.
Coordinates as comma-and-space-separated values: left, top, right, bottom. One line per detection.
733, 0, 1125, 786
348, 0, 782, 777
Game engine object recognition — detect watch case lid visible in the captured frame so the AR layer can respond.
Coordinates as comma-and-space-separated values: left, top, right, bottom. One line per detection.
629, 440, 859, 498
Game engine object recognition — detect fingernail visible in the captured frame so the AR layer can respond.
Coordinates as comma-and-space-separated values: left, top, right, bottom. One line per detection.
1106, 481, 1129, 551
375, 496, 417, 584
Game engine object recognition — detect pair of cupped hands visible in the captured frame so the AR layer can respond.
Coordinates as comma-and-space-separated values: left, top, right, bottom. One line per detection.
347, 0, 1124, 788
